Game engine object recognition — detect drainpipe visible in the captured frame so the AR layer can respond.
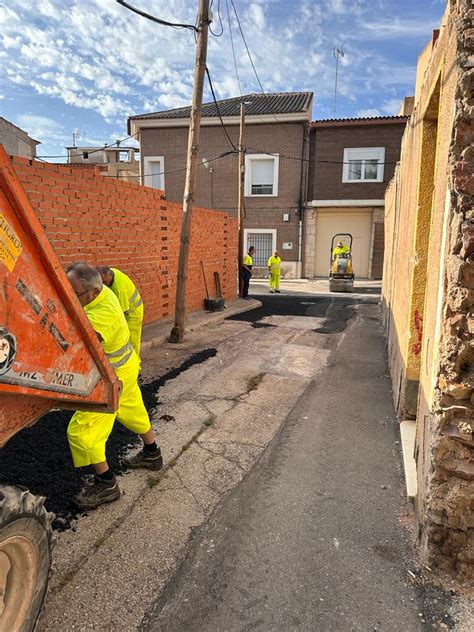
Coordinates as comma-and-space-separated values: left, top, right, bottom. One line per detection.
297, 122, 310, 278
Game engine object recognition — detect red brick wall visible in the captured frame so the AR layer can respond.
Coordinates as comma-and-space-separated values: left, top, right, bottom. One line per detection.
10, 157, 238, 324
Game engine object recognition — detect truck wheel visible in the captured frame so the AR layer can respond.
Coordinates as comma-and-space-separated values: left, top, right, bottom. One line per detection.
0, 486, 54, 632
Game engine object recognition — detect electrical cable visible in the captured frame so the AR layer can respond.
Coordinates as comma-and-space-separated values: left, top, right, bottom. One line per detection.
229, 0, 280, 124
244, 145, 399, 166
225, 0, 242, 96
114, 149, 237, 179
205, 66, 237, 150
116, 0, 199, 32
37, 132, 139, 159
230, 0, 264, 93
209, 0, 224, 36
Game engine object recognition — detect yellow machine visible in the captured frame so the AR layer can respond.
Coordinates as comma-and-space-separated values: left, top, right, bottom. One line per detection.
329, 233, 354, 293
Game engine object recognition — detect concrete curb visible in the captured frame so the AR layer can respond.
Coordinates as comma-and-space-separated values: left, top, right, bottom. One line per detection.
400, 419, 418, 500
141, 298, 262, 351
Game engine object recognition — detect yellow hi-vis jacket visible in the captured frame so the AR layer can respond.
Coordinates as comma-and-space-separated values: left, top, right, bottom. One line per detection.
84, 285, 133, 370
332, 245, 350, 257
268, 255, 281, 271
110, 268, 143, 317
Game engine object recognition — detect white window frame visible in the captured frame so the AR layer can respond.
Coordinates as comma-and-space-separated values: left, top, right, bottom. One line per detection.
143, 155, 165, 190
244, 228, 277, 266
342, 147, 385, 183
244, 154, 279, 197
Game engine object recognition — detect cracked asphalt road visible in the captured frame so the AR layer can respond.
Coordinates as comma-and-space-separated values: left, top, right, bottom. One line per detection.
34, 292, 462, 630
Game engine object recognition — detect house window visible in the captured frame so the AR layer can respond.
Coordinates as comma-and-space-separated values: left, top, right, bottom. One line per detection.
245, 154, 279, 197
143, 156, 165, 190
342, 147, 385, 183
244, 229, 277, 267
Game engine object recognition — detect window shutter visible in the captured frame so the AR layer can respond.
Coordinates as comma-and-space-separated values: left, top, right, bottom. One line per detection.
251, 159, 274, 185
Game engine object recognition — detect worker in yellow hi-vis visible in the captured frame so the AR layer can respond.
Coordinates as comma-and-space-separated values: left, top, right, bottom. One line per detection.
332, 241, 351, 258
267, 250, 282, 294
97, 266, 144, 367
66, 262, 162, 510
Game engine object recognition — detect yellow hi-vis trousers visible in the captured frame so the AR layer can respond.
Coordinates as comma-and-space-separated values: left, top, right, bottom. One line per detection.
126, 303, 144, 370
67, 349, 150, 467
269, 270, 280, 290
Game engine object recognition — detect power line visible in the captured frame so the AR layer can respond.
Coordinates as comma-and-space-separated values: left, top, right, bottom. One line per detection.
116, 0, 199, 31
205, 67, 237, 150
225, 0, 242, 95
115, 149, 237, 180
37, 132, 139, 159
209, 0, 224, 36
230, 0, 264, 93
229, 1, 280, 125
245, 145, 399, 166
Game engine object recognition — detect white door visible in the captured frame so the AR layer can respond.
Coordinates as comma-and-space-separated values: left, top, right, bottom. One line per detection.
314, 210, 372, 278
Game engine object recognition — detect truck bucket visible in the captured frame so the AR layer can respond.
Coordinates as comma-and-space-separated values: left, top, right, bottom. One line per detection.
0, 146, 120, 447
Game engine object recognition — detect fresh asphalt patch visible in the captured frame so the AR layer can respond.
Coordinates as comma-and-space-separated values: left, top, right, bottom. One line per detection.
0, 348, 217, 531
228, 294, 379, 334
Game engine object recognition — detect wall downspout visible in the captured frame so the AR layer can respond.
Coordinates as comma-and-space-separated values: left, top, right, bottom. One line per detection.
297, 122, 310, 278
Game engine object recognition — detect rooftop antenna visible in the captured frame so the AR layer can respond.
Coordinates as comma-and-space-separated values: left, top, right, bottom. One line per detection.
72, 128, 80, 148
333, 45, 345, 116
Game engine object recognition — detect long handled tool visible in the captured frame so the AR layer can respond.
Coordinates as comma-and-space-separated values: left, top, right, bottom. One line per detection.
201, 260, 210, 300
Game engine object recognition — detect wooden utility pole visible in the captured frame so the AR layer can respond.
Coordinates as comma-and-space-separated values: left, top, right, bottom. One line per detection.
169, 0, 210, 343
238, 102, 245, 298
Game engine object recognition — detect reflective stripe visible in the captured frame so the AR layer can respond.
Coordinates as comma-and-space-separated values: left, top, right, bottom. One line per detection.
109, 348, 133, 369
129, 288, 142, 311
106, 342, 133, 359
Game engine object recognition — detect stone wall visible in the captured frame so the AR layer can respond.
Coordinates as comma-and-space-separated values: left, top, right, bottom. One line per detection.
382, 0, 474, 580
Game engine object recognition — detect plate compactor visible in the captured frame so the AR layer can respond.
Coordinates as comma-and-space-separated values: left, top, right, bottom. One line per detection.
329, 233, 354, 293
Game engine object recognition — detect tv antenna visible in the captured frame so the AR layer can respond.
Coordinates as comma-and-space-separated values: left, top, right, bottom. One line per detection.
333, 45, 345, 116
72, 128, 81, 147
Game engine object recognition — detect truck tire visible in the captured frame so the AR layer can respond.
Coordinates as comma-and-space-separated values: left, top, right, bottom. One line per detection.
0, 486, 54, 632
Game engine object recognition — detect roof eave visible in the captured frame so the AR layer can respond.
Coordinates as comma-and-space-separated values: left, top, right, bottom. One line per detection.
129, 111, 311, 135
311, 116, 409, 128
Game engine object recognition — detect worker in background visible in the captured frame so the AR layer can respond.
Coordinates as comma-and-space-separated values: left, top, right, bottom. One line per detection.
332, 241, 351, 258
97, 266, 143, 368
268, 250, 282, 294
241, 246, 255, 299
66, 262, 162, 510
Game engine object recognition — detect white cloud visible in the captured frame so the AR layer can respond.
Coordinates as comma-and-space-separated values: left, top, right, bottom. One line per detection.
382, 98, 403, 114
356, 108, 382, 117
1, 0, 445, 153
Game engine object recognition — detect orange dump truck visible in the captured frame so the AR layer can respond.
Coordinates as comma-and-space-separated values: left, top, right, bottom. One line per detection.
0, 146, 120, 630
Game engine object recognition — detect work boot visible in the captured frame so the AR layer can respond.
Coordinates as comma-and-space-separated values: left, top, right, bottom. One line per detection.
269, 289, 274, 293
275, 289, 281, 293
73, 474, 120, 510
122, 446, 163, 470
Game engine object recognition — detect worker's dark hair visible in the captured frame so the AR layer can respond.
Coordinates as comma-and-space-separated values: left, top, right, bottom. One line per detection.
248, 245, 255, 252
96, 265, 112, 276
66, 262, 102, 291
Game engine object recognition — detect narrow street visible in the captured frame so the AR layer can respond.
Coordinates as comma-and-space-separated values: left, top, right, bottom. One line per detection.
141, 290, 454, 632
1, 283, 463, 630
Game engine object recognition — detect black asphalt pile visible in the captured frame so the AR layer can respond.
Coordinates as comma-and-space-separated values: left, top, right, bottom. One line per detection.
0, 348, 217, 531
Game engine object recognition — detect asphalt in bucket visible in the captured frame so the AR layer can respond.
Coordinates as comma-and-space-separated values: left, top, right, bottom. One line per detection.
0, 348, 217, 531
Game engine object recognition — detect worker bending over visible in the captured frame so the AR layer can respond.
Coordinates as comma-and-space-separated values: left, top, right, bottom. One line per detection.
97, 266, 144, 366
67, 263, 162, 509
267, 250, 281, 293
332, 241, 351, 258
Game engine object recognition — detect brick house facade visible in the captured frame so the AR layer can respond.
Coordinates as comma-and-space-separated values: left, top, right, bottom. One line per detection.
129, 94, 407, 280
305, 118, 408, 279
129, 93, 312, 279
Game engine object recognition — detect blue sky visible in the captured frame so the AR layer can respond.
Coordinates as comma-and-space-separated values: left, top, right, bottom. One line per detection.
0, 0, 446, 159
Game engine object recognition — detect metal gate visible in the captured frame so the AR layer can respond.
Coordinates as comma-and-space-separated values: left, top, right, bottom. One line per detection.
246, 231, 273, 267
